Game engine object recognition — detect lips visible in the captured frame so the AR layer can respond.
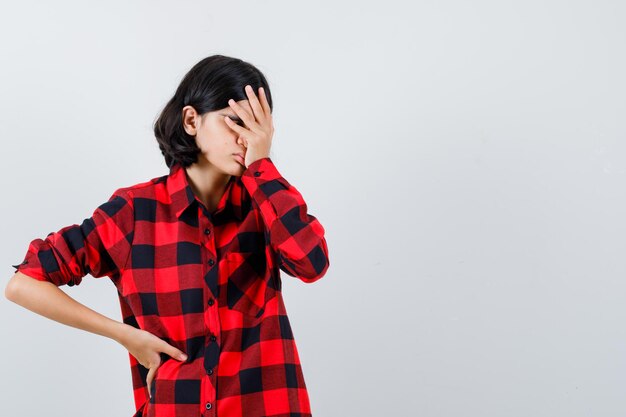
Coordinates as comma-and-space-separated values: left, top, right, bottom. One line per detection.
233, 153, 245, 165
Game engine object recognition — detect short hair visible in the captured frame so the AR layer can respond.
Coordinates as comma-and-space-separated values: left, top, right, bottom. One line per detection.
153, 54, 273, 169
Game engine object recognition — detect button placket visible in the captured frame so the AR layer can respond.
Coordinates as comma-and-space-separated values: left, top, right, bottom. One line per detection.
199, 210, 219, 412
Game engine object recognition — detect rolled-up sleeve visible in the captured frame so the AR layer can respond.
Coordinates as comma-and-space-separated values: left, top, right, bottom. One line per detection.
11, 187, 135, 287
240, 157, 330, 283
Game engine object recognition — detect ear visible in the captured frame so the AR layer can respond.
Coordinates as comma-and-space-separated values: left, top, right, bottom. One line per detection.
182, 105, 200, 136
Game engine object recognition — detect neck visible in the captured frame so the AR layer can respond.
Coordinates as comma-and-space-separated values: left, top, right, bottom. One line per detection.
184, 161, 231, 212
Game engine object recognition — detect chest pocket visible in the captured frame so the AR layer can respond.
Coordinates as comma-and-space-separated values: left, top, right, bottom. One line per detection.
219, 250, 277, 319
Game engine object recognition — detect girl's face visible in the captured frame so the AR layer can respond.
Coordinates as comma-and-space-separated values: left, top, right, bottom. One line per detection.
182, 99, 252, 176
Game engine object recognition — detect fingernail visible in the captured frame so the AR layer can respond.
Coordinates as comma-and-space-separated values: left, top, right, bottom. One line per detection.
180, 354, 188, 361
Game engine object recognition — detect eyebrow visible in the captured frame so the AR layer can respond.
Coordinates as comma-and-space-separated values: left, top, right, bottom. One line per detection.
219, 113, 243, 123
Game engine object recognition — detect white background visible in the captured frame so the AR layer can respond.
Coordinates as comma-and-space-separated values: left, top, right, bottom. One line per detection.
1, 1, 626, 416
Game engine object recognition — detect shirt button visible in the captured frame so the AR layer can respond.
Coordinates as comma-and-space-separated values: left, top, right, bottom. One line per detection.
254, 171, 261, 177
210, 335, 217, 342
204, 228, 211, 235
208, 259, 215, 266
207, 368, 213, 375
208, 298, 214, 306
205, 402, 212, 410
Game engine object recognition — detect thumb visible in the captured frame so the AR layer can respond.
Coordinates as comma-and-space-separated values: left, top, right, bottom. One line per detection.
146, 366, 158, 398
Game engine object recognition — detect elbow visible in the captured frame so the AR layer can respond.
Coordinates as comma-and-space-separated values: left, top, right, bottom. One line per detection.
5, 271, 43, 303
5, 273, 23, 302
303, 257, 330, 283
279, 249, 330, 283
303, 239, 330, 283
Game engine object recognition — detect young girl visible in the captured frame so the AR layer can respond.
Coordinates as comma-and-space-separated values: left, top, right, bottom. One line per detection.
6, 54, 330, 417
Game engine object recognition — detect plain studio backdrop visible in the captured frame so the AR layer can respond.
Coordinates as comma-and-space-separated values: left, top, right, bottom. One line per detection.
1, 1, 625, 416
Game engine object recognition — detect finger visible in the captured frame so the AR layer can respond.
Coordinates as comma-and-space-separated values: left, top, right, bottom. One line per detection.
163, 344, 188, 362
258, 87, 271, 116
224, 115, 246, 135
244, 85, 266, 121
228, 99, 256, 130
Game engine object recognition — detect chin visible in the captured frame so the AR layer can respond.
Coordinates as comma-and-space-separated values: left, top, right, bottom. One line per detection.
229, 163, 245, 176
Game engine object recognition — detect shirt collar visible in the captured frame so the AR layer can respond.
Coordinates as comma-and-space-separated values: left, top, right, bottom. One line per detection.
166, 163, 244, 220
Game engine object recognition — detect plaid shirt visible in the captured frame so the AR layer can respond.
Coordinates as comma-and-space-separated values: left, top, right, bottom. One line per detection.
12, 157, 330, 417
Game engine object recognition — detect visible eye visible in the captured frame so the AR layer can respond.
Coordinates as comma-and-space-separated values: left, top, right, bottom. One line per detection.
228, 117, 244, 126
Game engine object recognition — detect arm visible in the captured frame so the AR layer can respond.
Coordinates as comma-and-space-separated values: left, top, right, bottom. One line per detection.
9, 187, 135, 286
5, 187, 186, 394
4, 186, 135, 337
240, 157, 330, 283
4, 272, 186, 398
5, 272, 130, 343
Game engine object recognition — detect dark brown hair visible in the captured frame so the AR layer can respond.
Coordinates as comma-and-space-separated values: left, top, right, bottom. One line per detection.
153, 54, 273, 169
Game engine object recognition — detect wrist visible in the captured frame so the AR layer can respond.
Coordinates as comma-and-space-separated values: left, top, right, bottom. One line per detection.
111, 321, 134, 345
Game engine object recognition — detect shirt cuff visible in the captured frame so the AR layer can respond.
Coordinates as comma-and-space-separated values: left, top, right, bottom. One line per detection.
240, 157, 290, 229
11, 235, 74, 285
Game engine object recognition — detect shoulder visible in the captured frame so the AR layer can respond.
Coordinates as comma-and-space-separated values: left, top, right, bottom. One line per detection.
112, 171, 170, 201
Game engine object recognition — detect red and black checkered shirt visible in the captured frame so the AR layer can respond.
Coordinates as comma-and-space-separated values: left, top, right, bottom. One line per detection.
12, 157, 330, 417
